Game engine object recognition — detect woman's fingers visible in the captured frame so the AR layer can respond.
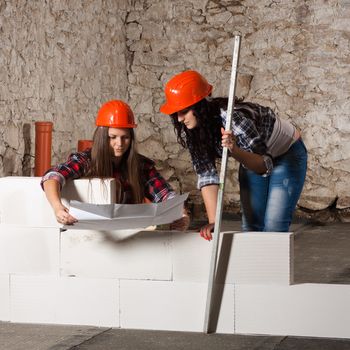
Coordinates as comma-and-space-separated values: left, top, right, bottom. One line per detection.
55, 208, 77, 225
199, 223, 215, 241
221, 128, 235, 150
66, 214, 78, 225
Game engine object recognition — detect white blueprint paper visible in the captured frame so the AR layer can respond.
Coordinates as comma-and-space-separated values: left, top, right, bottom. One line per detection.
64, 193, 188, 230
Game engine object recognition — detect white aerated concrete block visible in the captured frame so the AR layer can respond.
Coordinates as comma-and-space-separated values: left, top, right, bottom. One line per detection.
119, 280, 235, 333
215, 283, 235, 334
235, 283, 350, 339
55, 277, 119, 326
172, 232, 211, 282
0, 226, 60, 275
0, 177, 57, 227
173, 231, 292, 285
11, 276, 57, 324
0, 177, 116, 227
120, 280, 206, 332
60, 230, 172, 280
225, 232, 293, 285
61, 178, 116, 205
0, 274, 10, 321
11, 276, 119, 327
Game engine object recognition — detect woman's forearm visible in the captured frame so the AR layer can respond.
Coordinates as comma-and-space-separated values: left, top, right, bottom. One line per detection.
43, 179, 64, 211
221, 129, 267, 174
43, 179, 77, 225
230, 146, 267, 174
201, 184, 219, 223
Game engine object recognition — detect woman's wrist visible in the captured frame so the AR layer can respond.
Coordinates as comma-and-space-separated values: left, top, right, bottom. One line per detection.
52, 202, 65, 212
228, 142, 238, 154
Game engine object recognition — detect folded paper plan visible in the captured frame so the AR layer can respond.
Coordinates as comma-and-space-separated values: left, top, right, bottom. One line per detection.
65, 193, 189, 230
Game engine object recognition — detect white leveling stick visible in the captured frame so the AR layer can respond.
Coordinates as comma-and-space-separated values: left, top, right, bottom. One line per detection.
203, 35, 241, 333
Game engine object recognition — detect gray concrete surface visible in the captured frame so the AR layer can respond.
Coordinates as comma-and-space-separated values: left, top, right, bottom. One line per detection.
1, 221, 349, 350
1, 323, 350, 350
294, 222, 350, 284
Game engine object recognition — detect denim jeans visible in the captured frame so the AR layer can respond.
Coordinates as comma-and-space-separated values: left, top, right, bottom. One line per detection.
239, 139, 308, 232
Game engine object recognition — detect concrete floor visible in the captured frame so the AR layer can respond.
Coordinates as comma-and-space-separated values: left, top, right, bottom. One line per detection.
1, 322, 350, 350
1, 221, 349, 350
294, 222, 350, 284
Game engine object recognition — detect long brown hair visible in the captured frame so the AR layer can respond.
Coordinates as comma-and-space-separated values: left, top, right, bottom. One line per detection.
87, 126, 144, 203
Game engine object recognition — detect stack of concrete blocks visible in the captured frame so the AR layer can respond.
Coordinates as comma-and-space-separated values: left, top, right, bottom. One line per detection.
0, 177, 349, 339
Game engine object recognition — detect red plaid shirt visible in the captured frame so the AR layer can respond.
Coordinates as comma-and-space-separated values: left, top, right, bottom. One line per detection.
41, 149, 175, 203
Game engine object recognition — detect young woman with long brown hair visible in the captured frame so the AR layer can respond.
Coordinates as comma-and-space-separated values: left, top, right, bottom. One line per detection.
42, 99, 189, 229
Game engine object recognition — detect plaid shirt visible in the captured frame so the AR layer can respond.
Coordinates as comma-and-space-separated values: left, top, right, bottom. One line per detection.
193, 106, 276, 189
41, 150, 175, 203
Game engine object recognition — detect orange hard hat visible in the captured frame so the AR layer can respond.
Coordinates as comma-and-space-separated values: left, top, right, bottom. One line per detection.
160, 70, 213, 115
96, 100, 137, 128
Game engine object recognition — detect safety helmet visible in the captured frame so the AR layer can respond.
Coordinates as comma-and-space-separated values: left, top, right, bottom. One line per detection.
96, 100, 137, 128
160, 70, 213, 115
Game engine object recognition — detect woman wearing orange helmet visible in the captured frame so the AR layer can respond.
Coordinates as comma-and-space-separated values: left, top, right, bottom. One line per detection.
42, 99, 189, 229
160, 70, 307, 240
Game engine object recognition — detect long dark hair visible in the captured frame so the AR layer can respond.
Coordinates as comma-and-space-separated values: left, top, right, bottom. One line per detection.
170, 97, 263, 168
87, 127, 144, 203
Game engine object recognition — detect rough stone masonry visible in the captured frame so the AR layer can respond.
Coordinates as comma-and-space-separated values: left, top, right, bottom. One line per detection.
0, 0, 349, 220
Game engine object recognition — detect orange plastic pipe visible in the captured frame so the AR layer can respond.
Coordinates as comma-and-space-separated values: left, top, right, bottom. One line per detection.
34, 122, 53, 177
77, 139, 93, 152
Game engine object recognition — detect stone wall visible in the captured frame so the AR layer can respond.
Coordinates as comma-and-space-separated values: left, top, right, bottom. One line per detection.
0, 0, 130, 174
0, 0, 349, 219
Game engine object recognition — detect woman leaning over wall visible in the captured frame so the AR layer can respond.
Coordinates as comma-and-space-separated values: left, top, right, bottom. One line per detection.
160, 70, 307, 240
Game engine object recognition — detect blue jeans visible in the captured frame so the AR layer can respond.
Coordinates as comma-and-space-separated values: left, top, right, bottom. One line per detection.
239, 139, 307, 232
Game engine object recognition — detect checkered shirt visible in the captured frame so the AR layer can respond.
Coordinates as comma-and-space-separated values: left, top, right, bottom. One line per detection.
192, 107, 276, 189
41, 150, 175, 203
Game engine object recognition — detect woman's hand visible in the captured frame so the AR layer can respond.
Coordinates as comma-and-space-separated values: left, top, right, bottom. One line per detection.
54, 204, 77, 225
200, 223, 215, 241
43, 179, 77, 226
221, 128, 236, 153
170, 211, 190, 231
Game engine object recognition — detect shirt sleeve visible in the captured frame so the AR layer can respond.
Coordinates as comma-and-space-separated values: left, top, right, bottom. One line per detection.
40, 151, 91, 190
143, 163, 175, 203
232, 111, 268, 155
187, 143, 220, 190
196, 167, 220, 190
221, 108, 274, 176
